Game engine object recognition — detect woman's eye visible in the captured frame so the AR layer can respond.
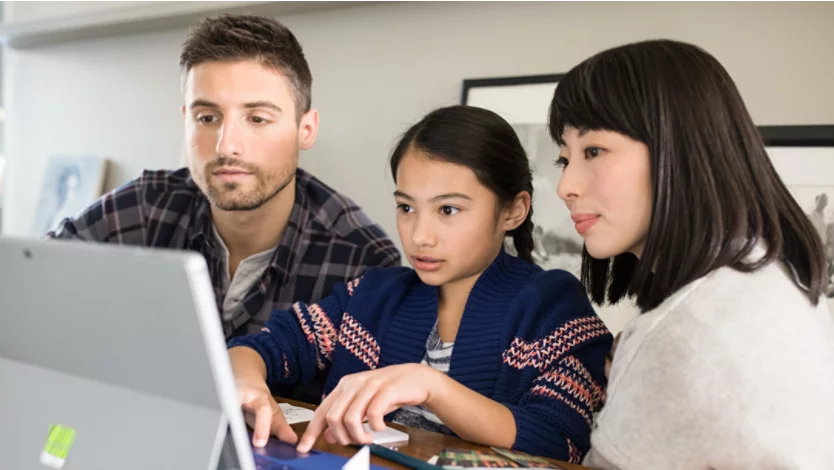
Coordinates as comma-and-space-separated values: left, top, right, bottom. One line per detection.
554, 157, 569, 169
440, 206, 460, 216
397, 204, 414, 214
585, 147, 602, 158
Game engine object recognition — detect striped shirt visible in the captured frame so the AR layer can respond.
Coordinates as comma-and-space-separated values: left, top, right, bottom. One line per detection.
389, 322, 455, 435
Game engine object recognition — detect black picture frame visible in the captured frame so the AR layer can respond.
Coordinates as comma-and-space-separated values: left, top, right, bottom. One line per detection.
461, 73, 564, 106
462, 75, 834, 149
759, 125, 834, 147
460, 72, 641, 332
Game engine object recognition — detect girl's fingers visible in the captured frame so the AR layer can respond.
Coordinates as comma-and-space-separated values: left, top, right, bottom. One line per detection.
342, 380, 382, 444
365, 385, 400, 433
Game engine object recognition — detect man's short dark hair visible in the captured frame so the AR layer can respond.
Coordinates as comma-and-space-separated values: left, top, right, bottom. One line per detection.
180, 14, 313, 118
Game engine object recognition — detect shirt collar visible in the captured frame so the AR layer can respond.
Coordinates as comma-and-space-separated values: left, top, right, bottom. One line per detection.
186, 171, 312, 284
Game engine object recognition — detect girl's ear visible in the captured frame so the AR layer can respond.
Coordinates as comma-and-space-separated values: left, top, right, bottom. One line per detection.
503, 191, 531, 232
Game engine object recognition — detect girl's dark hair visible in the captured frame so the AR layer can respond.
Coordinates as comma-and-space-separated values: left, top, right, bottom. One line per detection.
390, 105, 535, 263
549, 39, 827, 310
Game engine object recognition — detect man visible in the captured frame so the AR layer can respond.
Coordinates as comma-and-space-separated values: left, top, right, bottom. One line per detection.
49, 14, 401, 400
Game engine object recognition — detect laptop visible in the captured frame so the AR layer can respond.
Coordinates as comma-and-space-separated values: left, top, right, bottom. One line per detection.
0, 237, 386, 470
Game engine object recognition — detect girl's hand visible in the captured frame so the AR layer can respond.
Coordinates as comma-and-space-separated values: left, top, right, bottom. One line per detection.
296, 363, 443, 452
228, 346, 298, 447
237, 376, 299, 447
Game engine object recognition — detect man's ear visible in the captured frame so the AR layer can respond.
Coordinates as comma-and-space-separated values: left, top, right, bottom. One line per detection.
298, 109, 319, 150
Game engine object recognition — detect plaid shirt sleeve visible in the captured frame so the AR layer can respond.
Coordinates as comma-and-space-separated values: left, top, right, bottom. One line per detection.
46, 177, 147, 244
320, 187, 402, 276
355, 227, 401, 270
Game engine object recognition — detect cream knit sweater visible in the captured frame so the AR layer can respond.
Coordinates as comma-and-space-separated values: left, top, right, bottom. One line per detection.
585, 252, 834, 469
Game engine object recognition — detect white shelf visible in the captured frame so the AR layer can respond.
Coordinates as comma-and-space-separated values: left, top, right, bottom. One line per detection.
0, 1, 380, 49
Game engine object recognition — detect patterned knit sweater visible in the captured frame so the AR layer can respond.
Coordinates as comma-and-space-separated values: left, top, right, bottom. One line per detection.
227, 250, 612, 463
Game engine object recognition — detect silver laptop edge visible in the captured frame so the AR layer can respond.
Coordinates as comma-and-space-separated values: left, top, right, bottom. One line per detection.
0, 236, 255, 470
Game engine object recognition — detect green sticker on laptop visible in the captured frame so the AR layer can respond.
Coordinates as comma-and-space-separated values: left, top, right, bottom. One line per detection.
40, 424, 76, 469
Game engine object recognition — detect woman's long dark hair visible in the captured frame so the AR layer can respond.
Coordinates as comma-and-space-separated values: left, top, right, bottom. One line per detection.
390, 105, 536, 263
549, 39, 827, 310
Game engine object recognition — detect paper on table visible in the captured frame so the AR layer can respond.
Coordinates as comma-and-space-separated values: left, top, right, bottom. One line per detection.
342, 445, 370, 470
277, 404, 408, 445
362, 423, 410, 445
278, 403, 316, 424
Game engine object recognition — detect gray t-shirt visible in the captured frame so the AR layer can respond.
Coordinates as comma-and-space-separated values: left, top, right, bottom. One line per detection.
212, 226, 276, 323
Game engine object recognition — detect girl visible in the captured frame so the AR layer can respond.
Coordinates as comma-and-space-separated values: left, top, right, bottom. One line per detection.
228, 105, 612, 463
550, 40, 834, 469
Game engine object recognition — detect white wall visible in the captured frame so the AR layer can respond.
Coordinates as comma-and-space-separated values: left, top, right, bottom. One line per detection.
5, 1, 834, 239
3, 1, 147, 23
2, 27, 186, 237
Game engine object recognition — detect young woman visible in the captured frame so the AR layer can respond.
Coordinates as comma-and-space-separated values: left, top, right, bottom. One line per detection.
550, 39, 834, 469
227, 105, 612, 463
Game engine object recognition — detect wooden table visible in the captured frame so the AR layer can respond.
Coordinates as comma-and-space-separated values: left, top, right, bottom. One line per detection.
279, 399, 590, 470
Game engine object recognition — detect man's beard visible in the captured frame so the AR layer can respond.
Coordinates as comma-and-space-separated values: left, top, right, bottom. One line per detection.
200, 157, 294, 211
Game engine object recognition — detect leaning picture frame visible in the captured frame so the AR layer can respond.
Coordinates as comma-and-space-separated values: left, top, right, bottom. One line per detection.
32, 156, 109, 237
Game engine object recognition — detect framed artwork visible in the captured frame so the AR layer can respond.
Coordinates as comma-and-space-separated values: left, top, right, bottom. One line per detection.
462, 74, 575, 271
32, 156, 109, 236
462, 74, 639, 332
462, 74, 834, 327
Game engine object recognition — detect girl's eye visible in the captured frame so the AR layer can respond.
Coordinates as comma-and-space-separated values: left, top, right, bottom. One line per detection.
585, 146, 603, 158
440, 206, 460, 216
397, 204, 414, 214
554, 157, 569, 169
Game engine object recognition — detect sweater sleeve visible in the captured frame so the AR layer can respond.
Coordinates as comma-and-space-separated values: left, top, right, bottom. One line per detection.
227, 277, 363, 389
501, 270, 612, 464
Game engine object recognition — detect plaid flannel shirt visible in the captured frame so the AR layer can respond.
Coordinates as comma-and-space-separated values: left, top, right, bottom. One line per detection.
48, 167, 401, 339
